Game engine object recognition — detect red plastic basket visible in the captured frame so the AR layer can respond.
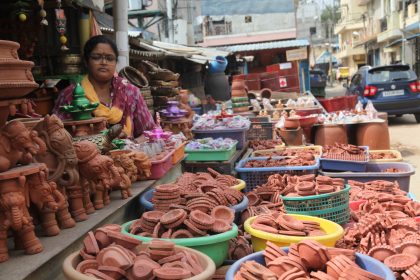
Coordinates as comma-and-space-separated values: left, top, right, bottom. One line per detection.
319, 96, 348, 112
346, 95, 358, 110
149, 150, 174, 180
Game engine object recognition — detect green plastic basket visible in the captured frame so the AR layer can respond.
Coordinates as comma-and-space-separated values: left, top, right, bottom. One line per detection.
185, 144, 236, 162
280, 185, 350, 225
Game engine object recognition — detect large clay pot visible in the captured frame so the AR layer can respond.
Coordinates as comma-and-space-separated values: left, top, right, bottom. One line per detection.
277, 127, 303, 146
232, 79, 246, 90
356, 121, 390, 150
0, 40, 20, 60
284, 118, 300, 130
314, 124, 348, 146
232, 89, 247, 97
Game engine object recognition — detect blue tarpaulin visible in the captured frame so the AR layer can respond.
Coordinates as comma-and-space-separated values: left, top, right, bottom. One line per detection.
316, 51, 339, 64
201, 0, 295, 15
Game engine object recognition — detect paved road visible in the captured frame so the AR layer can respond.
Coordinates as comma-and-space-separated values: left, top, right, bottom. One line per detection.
325, 84, 420, 198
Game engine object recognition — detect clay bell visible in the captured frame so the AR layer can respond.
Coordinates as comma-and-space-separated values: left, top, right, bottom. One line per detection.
314, 124, 348, 146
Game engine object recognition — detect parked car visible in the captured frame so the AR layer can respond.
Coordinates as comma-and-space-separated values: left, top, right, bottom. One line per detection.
345, 64, 420, 122
310, 69, 327, 97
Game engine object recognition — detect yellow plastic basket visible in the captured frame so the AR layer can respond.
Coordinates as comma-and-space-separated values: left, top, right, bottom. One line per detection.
231, 179, 246, 191
369, 150, 403, 163
244, 214, 344, 251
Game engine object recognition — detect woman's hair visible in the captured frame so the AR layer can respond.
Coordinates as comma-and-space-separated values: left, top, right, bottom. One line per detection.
83, 35, 119, 62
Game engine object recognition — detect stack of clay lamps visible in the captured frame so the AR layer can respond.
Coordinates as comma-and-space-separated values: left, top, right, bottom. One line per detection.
212, 265, 232, 280
322, 143, 367, 161
249, 139, 284, 151
336, 212, 420, 280
251, 213, 326, 237
253, 146, 322, 158
235, 240, 384, 280
77, 224, 206, 279
349, 180, 407, 201
130, 206, 235, 238
244, 155, 316, 168
228, 230, 253, 260
369, 151, 399, 160
150, 175, 244, 214
175, 168, 240, 193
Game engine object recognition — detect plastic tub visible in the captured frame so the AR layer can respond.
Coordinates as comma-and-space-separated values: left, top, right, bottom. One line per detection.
231, 179, 246, 191
192, 126, 249, 150
149, 150, 175, 180
236, 157, 320, 192
281, 185, 350, 225
225, 250, 395, 280
185, 144, 237, 162
369, 149, 403, 162
121, 221, 238, 267
320, 162, 415, 192
172, 142, 186, 164
321, 146, 369, 172
140, 188, 249, 223
63, 244, 216, 280
244, 214, 343, 251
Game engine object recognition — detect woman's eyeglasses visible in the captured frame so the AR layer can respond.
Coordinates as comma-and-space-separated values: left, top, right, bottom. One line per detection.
89, 54, 117, 63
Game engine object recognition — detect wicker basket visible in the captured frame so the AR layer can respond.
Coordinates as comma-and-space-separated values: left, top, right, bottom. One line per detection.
150, 70, 180, 82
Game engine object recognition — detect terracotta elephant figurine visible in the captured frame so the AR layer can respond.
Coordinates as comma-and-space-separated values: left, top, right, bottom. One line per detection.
33, 115, 87, 222
130, 151, 152, 180
74, 141, 122, 210
0, 120, 47, 172
0, 174, 43, 263
27, 166, 75, 236
109, 151, 138, 199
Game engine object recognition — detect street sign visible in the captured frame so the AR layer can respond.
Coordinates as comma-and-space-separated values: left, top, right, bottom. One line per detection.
286, 47, 308, 61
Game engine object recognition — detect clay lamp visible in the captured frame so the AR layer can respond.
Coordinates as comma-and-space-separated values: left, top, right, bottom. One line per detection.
76, 259, 99, 274
247, 192, 261, 206
212, 219, 233, 233
126, 262, 154, 280
83, 231, 100, 255
143, 211, 165, 224
276, 215, 305, 231
317, 185, 335, 194
107, 231, 142, 250
243, 260, 278, 279
284, 117, 301, 129
326, 248, 356, 261
98, 265, 126, 280
396, 242, 420, 261
95, 228, 112, 249
368, 245, 397, 262
153, 267, 192, 279
160, 209, 187, 228
297, 240, 328, 270
171, 229, 194, 238
211, 206, 235, 224
79, 247, 96, 260
60, 83, 99, 120
84, 268, 114, 280
264, 241, 287, 264
96, 245, 134, 270
190, 210, 216, 229
296, 181, 315, 192
310, 271, 336, 280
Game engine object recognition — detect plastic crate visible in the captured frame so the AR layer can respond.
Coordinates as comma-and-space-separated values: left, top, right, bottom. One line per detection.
255, 145, 323, 158
149, 150, 174, 180
369, 150, 403, 162
320, 162, 415, 192
235, 157, 320, 192
172, 142, 186, 164
185, 143, 237, 162
346, 95, 358, 110
281, 185, 350, 225
321, 146, 369, 172
192, 126, 249, 149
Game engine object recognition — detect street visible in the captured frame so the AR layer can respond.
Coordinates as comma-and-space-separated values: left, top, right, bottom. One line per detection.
326, 84, 420, 198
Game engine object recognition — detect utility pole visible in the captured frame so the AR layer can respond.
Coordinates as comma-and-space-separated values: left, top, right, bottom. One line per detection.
402, 0, 406, 64
166, 0, 174, 43
113, 0, 129, 71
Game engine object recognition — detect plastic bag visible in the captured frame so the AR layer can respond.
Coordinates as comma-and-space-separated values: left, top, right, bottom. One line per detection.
275, 115, 285, 129
355, 100, 363, 113
250, 99, 261, 111
365, 100, 378, 119
262, 98, 274, 110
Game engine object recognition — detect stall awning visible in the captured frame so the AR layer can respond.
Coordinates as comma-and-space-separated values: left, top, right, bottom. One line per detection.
219, 39, 309, 53
385, 33, 420, 48
131, 40, 231, 64
73, 0, 104, 11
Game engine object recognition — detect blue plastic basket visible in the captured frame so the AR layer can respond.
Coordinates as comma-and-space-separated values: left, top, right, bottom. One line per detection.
225, 250, 395, 280
235, 157, 320, 192
139, 188, 249, 223
321, 146, 369, 172
192, 126, 249, 149
320, 162, 415, 192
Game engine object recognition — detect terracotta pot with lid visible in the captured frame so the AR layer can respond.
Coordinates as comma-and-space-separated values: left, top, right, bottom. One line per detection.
356, 121, 390, 150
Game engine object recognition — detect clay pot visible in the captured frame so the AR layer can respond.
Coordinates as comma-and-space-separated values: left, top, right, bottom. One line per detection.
356, 122, 390, 150
232, 80, 246, 90
0, 40, 20, 60
314, 124, 348, 146
277, 127, 303, 146
284, 118, 300, 129
33, 96, 54, 116
231, 89, 247, 97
